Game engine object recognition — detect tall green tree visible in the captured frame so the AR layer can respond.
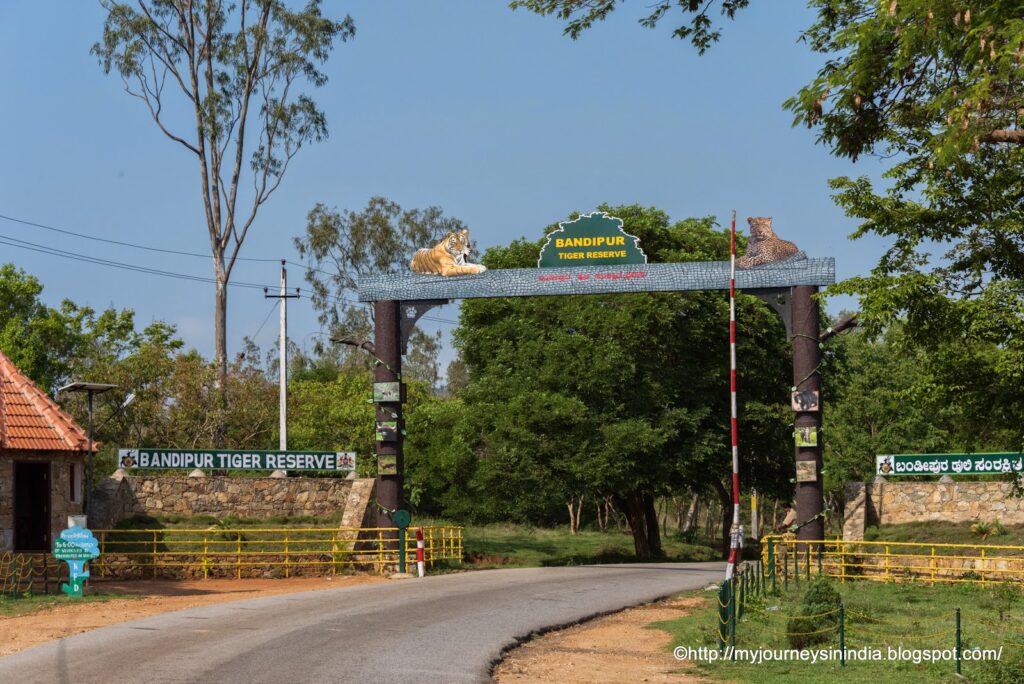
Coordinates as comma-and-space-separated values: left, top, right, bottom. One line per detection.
0, 264, 83, 391
414, 205, 792, 559
786, 1, 1024, 448
92, 1, 355, 397
822, 322, 1020, 504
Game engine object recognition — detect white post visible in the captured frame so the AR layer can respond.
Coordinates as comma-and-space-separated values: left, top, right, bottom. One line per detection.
279, 260, 288, 451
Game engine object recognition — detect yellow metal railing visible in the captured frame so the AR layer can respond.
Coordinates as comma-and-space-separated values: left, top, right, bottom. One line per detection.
89, 526, 463, 579
762, 535, 1024, 586
0, 552, 65, 595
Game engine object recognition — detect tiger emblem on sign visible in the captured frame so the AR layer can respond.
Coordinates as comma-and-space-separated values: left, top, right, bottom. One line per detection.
410, 229, 487, 276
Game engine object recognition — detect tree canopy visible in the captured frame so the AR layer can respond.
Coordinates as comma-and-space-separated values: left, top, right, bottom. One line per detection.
785, 1, 1024, 449
510, 0, 750, 52
294, 196, 468, 389
406, 204, 793, 558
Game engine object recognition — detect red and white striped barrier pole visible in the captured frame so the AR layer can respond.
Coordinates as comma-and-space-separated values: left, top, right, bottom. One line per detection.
416, 527, 425, 578
725, 210, 743, 581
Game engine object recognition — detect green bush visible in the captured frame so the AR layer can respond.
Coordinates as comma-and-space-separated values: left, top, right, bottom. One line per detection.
970, 652, 1024, 684
786, 575, 841, 650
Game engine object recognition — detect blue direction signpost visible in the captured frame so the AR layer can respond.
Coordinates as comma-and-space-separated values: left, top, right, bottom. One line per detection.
53, 525, 100, 597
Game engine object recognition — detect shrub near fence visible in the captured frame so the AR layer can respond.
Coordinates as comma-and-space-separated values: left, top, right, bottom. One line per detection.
91, 526, 463, 579
712, 551, 1020, 677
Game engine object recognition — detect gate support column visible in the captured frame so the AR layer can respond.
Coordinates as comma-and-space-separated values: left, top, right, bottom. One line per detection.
374, 299, 403, 528
792, 285, 824, 543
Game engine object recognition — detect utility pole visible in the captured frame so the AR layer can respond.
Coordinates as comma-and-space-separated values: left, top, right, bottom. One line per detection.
374, 300, 403, 529
792, 285, 824, 545
264, 261, 300, 469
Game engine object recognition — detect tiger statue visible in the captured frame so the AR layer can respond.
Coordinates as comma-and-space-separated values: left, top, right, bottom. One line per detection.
410, 229, 487, 276
736, 217, 800, 269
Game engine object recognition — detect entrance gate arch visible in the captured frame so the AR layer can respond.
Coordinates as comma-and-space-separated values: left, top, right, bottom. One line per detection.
357, 234, 835, 546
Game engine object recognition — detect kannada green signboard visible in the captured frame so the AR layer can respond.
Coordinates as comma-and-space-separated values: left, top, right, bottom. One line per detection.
118, 449, 356, 471
876, 453, 1024, 476
538, 212, 647, 267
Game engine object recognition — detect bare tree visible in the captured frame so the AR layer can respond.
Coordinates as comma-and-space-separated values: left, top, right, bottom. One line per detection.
92, 1, 355, 401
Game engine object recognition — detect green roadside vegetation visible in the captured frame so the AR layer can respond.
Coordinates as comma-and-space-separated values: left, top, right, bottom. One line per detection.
654, 579, 1024, 684
0, 591, 139, 619
457, 523, 719, 568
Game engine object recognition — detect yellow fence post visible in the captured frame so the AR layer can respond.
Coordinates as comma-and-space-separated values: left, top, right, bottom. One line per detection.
152, 530, 158, 579
377, 530, 384, 574
331, 531, 338, 576
884, 545, 890, 582
284, 530, 290, 579
980, 548, 985, 588
203, 531, 209, 580
236, 531, 242, 580
930, 546, 935, 586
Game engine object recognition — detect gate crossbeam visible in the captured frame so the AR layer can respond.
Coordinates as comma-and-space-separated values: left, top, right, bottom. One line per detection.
357, 256, 834, 302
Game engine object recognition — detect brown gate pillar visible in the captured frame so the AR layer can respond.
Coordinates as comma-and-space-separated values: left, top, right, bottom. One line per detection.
374, 299, 403, 528
791, 285, 824, 543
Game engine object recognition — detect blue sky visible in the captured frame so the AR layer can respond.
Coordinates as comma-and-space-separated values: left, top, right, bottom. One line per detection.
0, 2, 886, 376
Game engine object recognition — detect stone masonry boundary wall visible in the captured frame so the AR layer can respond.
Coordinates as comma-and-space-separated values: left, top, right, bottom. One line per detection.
90, 470, 363, 528
844, 479, 1024, 540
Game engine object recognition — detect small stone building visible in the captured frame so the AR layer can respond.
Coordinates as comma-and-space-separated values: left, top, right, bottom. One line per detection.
0, 351, 91, 552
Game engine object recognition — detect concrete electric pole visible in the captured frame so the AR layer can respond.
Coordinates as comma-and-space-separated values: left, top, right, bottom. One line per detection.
264, 261, 300, 472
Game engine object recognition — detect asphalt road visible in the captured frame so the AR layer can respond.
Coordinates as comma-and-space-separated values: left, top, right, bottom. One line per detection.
1, 562, 724, 684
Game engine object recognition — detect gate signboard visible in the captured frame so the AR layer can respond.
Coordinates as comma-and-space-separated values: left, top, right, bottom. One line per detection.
876, 453, 1024, 476
537, 212, 647, 267
118, 449, 356, 472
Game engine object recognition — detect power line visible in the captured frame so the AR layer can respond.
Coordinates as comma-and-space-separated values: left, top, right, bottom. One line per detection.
0, 212, 279, 263
0, 212, 339, 279
0, 232, 271, 291
249, 300, 280, 341
0, 213, 462, 325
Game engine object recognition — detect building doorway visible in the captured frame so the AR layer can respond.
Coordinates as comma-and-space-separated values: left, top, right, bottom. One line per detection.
14, 462, 50, 551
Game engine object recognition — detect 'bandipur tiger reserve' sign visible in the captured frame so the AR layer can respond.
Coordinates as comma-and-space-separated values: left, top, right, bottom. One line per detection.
538, 212, 647, 267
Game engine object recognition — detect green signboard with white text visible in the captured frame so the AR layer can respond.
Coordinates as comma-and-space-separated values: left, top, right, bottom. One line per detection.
118, 449, 356, 471
876, 453, 1024, 476
537, 212, 647, 267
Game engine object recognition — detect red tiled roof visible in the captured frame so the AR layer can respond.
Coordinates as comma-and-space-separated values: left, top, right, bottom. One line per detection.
0, 351, 91, 453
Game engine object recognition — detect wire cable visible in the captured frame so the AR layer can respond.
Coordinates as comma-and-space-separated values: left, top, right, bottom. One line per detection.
248, 300, 280, 341
0, 214, 461, 325
0, 212, 279, 263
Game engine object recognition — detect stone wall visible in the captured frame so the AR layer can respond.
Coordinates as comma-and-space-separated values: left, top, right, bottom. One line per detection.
0, 452, 84, 552
843, 478, 1024, 540
90, 470, 360, 528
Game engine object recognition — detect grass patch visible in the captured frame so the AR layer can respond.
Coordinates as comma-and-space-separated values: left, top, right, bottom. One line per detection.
654, 578, 1024, 683
0, 590, 138, 618
433, 522, 720, 568
865, 521, 1024, 547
